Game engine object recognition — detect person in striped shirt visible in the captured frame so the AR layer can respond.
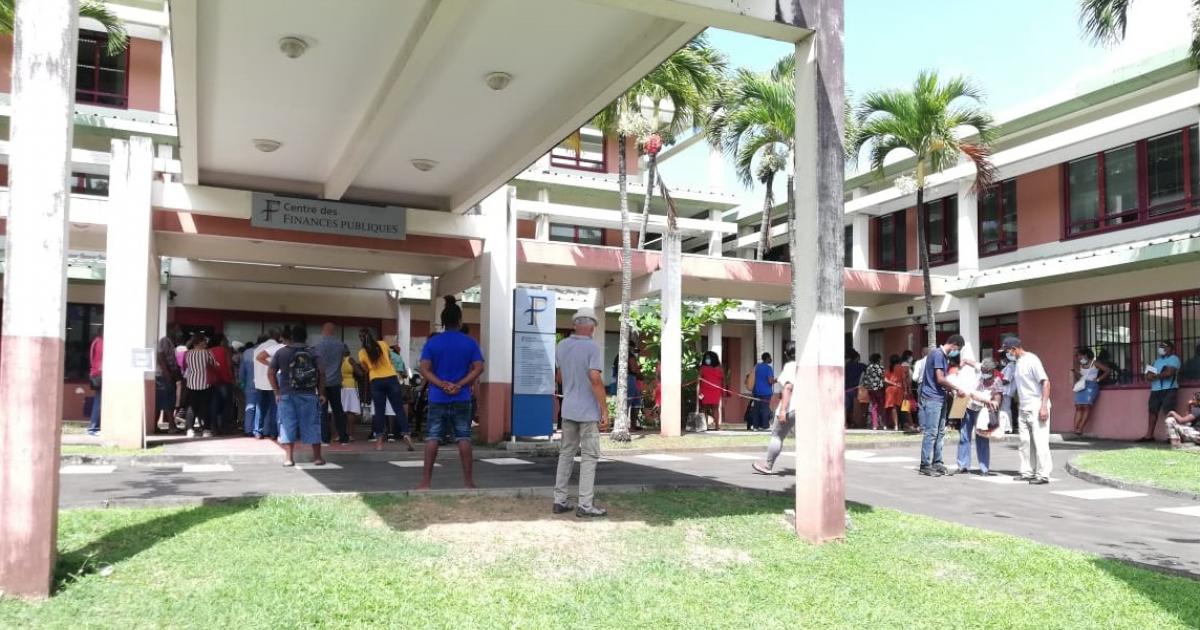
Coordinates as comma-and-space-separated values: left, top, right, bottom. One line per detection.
183, 335, 221, 438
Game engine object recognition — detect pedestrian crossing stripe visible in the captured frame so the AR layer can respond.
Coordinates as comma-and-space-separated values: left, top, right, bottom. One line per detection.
389, 460, 439, 468
707, 453, 760, 461
844, 450, 877, 461
1156, 506, 1200, 518
61, 465, 116, 474
1052, 488, 1146, 500
480, 458, 535, 465
181, 464, 234, 473
858, 456, 919, 463
294, 462, 343, 470
573, 456, 610, 463
634, 454, 691, 462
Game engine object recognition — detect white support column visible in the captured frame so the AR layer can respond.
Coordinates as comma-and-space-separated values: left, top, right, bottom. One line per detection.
158, 7, 174, 116
428, 277, 441, 334
848, 307, 866, 354
659, 229, 683, 437
591, 289, 607, 356
477, 186, 516, 443
707, 208, 723, 256
535, 187, 550, 241
956, 178, 980, 354
0, 0, 80, 599
158, 283, 170, 338
959, 296, 981, 359
707, 144, 725, 194
101, 136, 156, 449
792, 3, 846, 544
850, 213, 870, 269
396, 302, 412, 378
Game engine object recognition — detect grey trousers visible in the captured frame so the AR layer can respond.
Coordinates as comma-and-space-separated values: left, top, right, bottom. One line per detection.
555, 419, 600, 508
764, 414, 794, 470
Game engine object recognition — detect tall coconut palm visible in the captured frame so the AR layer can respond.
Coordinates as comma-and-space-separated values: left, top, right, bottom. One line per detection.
852, 71, 998, 350
705, 55, 795, 358
593, 35, 726, 442
0, 0, 128, 54
1079, 0, 1200, 66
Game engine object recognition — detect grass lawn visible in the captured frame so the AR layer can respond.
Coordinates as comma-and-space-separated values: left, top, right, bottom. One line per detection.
2, 490, 1197, 628
1074, 447, 1200, 495
60, 445, 164, 458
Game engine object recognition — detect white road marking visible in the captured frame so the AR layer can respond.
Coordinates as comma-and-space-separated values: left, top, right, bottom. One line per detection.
389, 460, 438, 468
1052, 488, 1146, 500
573, 456, 610, 464
844, 450, 876, 461
1157, 506, 1200, 518
480, 458, 535, 465
858, 456, 918, 463
707, 453, 760, 461
973, 474, 1060, 484
181, 464, 234, 473
294, 462, 343, 470
61, 465, 116, 475
635, 454, 691, 462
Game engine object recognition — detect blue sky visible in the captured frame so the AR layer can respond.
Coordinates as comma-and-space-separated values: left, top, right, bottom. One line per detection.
657, 0, 1191, 201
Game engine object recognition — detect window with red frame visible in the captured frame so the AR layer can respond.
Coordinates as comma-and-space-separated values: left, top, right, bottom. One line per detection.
1077, 290, 1200, 387
872, 210, 906, 271
76, 31, 129, 108
549, 223, 603, 245
71, 173, 109, 196
550, 129, 606, 172
922, 196, 957, 265
1065, 126, 1200, 237
979, 179, 1017, 255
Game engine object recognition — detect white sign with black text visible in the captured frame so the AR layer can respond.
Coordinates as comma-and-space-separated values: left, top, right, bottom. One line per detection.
250, 192, 406, 241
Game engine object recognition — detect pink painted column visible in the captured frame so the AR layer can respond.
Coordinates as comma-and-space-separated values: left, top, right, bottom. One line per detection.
791, 0, 846, 543
0, 0, 80, 599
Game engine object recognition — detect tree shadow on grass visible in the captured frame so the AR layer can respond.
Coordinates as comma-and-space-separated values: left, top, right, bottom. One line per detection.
1089, 557, 1200, 628
53, 496, 261, 594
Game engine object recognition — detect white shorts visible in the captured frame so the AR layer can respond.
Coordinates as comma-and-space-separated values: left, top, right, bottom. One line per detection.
340, 387, 360, 415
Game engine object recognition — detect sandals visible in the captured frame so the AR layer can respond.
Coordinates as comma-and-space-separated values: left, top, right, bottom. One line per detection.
751, 461, 777, 475
282, 460, 295, 467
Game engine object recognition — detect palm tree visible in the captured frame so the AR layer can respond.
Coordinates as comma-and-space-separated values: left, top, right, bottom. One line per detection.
1079, 0, 1200, 66
851, 71, 998, 350
593, 36, 726, 442
705, 55, 795, 358
0, 0, 128, 55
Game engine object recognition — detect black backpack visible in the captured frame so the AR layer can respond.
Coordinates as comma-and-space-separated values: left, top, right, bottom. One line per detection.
287, 347, 319, 391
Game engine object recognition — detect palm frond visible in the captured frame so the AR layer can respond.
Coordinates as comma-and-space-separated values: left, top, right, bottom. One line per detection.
1078, 0, 1132, 46
80, 0, 128, 55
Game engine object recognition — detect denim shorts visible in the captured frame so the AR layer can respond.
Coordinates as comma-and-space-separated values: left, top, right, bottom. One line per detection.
278, 393, 321, 445
426, 401, 472, 442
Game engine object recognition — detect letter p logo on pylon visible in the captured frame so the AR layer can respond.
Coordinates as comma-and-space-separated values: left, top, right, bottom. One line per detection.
524, 295, 548, 327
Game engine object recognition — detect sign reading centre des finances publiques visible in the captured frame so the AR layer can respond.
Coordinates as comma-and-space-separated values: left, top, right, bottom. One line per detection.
250, 192, 406, 241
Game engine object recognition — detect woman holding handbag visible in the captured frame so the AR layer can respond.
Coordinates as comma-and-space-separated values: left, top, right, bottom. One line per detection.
1071, 347, 1110, 435
884, 355, 907, 431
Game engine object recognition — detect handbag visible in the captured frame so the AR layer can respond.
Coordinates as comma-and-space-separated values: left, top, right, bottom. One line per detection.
856, 385, 869, 404
1072, 377, 1087, 393
900, 399, 911, 413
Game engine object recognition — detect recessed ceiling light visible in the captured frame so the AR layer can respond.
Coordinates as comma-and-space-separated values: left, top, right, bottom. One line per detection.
485, 71, 512, 91
253, 139, 282, 153
278, 36, 309, 59
411, 159, 437, 172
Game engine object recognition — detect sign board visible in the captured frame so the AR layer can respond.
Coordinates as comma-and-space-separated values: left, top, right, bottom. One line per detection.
511, 288, 556, 437
250, 192, 406, 241
130, 347, 155, 371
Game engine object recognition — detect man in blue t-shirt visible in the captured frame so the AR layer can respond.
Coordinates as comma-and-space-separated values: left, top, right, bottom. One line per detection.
750, 353, 776, 431
918, 334, 969, 477
1143, 340, 1181, 442
416, 305, 484, 490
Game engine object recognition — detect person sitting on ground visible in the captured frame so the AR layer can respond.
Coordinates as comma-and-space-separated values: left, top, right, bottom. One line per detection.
1165, 392, 1200, 449
751, 343, 797, 475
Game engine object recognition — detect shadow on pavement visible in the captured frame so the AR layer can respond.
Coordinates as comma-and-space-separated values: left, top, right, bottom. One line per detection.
54, 497, 261, 594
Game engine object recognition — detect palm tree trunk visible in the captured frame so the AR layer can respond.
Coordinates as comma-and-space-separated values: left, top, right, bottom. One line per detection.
636, 154, 657, 249
915, 186, 937, 350
613, 134, 633, 442
754, 175, 775, 357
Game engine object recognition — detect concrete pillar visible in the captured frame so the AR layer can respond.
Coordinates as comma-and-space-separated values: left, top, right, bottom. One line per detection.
428, 276, 441, 334
396, 302, 412, 378
101, 136, 157, 449
791, 9, 846, 543
0, 0, 80, 599
959, 296, 981, 359
159, 9, 174, 116
477, 187, 516, 443
850, 213, 869, 269
848, 307, 866, 354
707, 208, 723, 257
659, 229, 683, 437
535, 188, 550, 241
708, 144, 725, 194
591, 290, 607, 356
956, 178, 979, 276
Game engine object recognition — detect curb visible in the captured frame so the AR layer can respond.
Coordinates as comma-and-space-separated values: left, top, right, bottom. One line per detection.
1065, 459, 1200, 502
61, 481, 790, 510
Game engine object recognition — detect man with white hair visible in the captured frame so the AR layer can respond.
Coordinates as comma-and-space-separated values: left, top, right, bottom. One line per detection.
552, 307, 610, 517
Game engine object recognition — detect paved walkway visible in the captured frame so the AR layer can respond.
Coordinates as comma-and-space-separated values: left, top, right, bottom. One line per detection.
58, 438, 1200, 578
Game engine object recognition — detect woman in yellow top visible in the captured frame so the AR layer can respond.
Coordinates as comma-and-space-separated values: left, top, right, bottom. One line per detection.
338, 350, 363, 437
358, 328, 413, 451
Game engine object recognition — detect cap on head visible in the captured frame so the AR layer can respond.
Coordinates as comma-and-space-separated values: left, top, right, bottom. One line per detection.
980, 358, 996, 372
1000, 336, 1022, 350
572, 307, 598, 325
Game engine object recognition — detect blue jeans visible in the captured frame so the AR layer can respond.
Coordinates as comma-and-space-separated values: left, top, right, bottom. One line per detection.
957, 408, 991, 474
370, 377, 409, 437
753, 395, 772, 430
919, 396, 946, 468
427, 401, 472, 442
254, 389, 278, 437
242, 387, 257, 435
278, 393, 321, 445
88, 386, 102, 432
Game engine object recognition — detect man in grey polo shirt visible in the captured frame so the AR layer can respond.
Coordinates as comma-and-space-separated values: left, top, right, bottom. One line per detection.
553, 307, 610, 518
313, 322, 350, 444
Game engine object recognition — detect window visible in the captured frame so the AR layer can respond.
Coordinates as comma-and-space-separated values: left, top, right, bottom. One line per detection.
1065, 126, 1199, 237
844, 225, 853, 267
71, 173, 109, 196
65, 303, 104, 381
549, 223, 603, 245
873, 210, 906, 271
75, 31, 128, 108
922, 196, 957, 265
979, 179, 1017, 254
550, 128, 606, 172
1077, 290, 1200, 386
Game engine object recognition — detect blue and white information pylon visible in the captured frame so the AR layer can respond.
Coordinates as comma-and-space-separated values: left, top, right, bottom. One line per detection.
511, 287, 556, 437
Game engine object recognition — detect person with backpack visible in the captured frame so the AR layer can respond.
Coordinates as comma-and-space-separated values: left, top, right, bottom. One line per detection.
268, 325, 327, 467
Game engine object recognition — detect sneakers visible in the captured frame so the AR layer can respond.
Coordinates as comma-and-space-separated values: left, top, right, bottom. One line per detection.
945, 467, 967, 476
918, 467, 944, 477
1028, 477, 1050, 485
552, 502, 574, 514
201, 430, 213, 438
576, 504, 608, 518
86, 429, 100, 437
933, 464, 949, 475
186, 429, 196, 438
1017, 473, 1035, 481
751, 461, 777, 475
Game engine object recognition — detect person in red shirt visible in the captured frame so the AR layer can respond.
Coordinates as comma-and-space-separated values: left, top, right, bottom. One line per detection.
207, 334, 236, 435
87, 329, 104, 436
698, 351, 725, 431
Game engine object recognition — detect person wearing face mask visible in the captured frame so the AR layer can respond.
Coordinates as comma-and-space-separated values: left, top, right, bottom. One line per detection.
1001, 337, 1053, 484
1142, 341, 1181, 442
950, 358, 1003, 476
1070, 347, 1110, 435
998, 355, 1018, 434
917, 335, 969, 477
